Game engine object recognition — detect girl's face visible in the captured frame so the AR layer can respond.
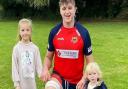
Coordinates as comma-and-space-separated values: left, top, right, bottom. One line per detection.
60, 3, 76, 24
19, 22, 32, 43
87, 70, 99, 84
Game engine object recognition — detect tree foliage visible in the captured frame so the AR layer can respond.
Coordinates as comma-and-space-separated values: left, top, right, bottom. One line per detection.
25, 0, 49, 8
0, 0, 127, 19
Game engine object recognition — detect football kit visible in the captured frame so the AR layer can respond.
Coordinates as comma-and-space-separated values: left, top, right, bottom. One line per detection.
48, 22, 92, 84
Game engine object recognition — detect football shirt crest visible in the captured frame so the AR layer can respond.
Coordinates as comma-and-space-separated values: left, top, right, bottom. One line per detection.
71, 36, 78, 43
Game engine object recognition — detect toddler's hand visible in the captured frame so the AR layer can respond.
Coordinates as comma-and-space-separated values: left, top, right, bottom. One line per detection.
76, 77, 85, 89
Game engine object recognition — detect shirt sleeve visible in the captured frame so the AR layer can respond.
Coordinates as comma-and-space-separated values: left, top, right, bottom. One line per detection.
12, 47, 20, 87
35, 47, 43, 78
47, 23, 62, 51
83, 30, 92, 55
47, 30, 55, 51
75, 22, 92, 56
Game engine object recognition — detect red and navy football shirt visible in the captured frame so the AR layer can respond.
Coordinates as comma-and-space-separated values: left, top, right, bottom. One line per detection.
47, 22, 92, 84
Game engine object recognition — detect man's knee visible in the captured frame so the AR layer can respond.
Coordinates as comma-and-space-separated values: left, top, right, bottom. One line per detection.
45, 80, 61, 89
45, 86, 56, 89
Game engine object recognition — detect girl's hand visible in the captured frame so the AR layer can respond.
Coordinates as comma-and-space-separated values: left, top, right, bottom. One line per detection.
40, 68, 51, 82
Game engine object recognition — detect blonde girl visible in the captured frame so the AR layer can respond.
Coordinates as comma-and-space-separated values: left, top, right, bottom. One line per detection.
12, 18, 43, 89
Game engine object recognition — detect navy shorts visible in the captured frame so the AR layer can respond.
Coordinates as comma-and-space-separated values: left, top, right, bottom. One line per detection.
52, 71, 76, 89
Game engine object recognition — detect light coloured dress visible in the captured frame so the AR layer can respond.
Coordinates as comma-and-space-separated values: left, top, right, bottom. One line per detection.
12, 41, 42, 89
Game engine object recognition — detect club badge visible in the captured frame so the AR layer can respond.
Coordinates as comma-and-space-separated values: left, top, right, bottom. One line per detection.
71, 36, 78, 43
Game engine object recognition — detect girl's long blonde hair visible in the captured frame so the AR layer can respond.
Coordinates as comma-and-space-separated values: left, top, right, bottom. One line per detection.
17, 18, 32, 41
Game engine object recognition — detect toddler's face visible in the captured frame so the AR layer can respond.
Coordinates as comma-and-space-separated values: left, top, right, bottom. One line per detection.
87, 70, 99, 84
19, 22, 32, 42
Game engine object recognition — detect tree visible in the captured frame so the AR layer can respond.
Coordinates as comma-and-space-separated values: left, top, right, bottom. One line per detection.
107, 0, 123, 18
116, 0, 128, 19
0, 0, 128, 19
24, 0, 49, 8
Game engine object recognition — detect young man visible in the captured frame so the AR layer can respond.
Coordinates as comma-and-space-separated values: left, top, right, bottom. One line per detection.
41, 0, 94, 89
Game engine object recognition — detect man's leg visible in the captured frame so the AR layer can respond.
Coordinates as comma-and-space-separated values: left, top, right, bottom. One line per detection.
45, 74, 63, 89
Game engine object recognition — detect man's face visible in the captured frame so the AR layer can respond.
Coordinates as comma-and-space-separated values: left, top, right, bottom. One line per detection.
60, 3, 76, 23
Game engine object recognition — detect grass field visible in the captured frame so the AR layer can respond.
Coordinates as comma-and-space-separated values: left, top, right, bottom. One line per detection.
0, 20, 128, 89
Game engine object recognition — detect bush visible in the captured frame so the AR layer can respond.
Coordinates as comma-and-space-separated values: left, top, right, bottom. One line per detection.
116, 7, 128, 19
0, 5, 4, 19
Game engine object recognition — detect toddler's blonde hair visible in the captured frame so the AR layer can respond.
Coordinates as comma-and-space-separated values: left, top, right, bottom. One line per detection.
86, 62, 102, 80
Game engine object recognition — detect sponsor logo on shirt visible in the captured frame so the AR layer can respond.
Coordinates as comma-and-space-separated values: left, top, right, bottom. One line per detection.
47, 44, 49, 49
56, 49, 79, 59
88, 46, 92, 53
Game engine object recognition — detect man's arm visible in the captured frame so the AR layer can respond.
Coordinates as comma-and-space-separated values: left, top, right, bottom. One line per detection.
85, 54, 94, 65
41, 50, 54, 82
